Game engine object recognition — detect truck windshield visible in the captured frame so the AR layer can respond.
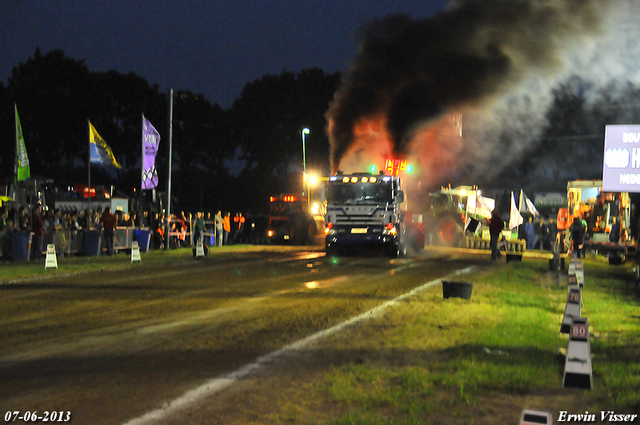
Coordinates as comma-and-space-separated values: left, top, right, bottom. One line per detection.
328, 181, 392, 205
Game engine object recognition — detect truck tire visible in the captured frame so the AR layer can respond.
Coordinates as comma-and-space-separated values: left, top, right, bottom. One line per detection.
436, 217, 460, 246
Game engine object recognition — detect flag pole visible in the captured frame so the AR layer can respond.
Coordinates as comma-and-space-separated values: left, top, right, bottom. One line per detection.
87, 120, 91, 214
13, 104, 18, 200
165, 89, 174, 250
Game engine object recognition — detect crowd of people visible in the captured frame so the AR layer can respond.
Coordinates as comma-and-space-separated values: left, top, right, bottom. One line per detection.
161, 210, 269, 250
0, 203, 269, 260
488, 209, 624, 261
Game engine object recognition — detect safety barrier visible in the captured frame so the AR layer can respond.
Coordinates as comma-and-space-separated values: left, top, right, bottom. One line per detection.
23, 227, 150, 257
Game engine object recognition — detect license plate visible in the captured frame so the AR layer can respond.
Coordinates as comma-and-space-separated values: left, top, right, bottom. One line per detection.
284, 235, 290, 240
351, 228, 367, 234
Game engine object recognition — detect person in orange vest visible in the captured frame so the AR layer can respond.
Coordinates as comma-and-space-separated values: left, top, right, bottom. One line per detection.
233, 212, 246, 244
223, 212, 231, 245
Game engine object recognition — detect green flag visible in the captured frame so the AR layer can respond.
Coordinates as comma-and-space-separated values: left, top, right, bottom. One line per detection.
15, 105, 30, 181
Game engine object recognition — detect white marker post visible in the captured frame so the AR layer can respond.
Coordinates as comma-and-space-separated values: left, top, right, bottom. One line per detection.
45, 244, 58, 269
574, 261, 585, 288
560, 282, 581, 334
195, 240, 205, 258
563, 317, 593, 390
131, 241, 141, 262
520, 409, 553, 424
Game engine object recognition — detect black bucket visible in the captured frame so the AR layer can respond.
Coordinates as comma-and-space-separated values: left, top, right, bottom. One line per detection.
442, 281, 473, 300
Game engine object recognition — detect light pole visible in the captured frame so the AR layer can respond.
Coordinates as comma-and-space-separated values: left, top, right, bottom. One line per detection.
301, 128, 310, 196
165, 89, 174, 250
301, 128, 310, 174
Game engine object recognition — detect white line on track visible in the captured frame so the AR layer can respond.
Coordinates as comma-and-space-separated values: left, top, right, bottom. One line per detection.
122, 265, 475, 425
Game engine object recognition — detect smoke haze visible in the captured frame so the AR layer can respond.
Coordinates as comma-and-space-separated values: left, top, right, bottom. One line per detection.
326, 0, 640, 187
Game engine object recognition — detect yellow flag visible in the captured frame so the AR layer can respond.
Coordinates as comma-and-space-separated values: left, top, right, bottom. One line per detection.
89, 122, 121, 168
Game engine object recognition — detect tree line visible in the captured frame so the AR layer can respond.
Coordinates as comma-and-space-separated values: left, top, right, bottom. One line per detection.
2, 48, 640, 214
0, 49, 340, 213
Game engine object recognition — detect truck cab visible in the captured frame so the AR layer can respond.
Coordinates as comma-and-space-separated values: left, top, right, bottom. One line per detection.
324, 172, 406, 257
267, 194, 324, 245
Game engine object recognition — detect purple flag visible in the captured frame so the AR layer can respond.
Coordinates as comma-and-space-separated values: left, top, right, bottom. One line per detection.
142, 117, 161, 190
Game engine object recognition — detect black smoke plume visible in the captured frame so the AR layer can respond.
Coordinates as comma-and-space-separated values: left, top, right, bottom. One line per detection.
326, 0, 604, 172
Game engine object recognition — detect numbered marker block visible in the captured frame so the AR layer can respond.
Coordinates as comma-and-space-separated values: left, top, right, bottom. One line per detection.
563, 318, 593, 390
560, 285, 581, 334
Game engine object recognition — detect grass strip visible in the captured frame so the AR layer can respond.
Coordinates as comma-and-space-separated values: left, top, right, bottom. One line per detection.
256, 258, 640, 424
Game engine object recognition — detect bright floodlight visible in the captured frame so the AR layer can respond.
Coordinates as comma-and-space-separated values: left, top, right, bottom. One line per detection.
302, 128, 310, 134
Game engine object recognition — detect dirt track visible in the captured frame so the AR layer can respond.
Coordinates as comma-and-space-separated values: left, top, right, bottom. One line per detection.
0, 247, 486, 424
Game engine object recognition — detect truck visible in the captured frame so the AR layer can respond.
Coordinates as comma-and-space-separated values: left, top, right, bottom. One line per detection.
556, 180, 636, 259
267, 193, 324, 245
324, 171, 407, 257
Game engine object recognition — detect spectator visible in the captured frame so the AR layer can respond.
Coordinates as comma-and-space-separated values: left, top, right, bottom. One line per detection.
570, 215, 586, 258
524, 216, 535, 250
489, 209, 504, 261
194, 212, 205, 244
536, 217, 548, 251
233, 212, 246, 244
609, 216, 621, 243
0, 206, 7, 232
215, 211, 224, 247
100, 207, 118, 256
31, 205, 44, 260
223, 212, 231, 245
153, 213, 164, 249
205, 212, 214, 246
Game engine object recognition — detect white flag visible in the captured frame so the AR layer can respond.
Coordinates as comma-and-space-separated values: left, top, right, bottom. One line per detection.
509, 192, 523, 230
519, 190, 539, 216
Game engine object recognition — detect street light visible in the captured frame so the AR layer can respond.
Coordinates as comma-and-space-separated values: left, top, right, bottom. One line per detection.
301, 128, 310, 174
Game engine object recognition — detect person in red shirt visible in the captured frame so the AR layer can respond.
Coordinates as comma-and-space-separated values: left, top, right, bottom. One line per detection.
31, 205, 44, 260
100, 207, 118, 256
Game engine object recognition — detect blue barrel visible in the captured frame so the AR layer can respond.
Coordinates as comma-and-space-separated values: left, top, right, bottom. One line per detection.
84, 230, 102, 256
135, 230, 151, 252
11, 232, 32, 261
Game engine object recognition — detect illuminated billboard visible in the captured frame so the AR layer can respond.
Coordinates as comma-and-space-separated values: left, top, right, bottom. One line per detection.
602, 125, 640, 192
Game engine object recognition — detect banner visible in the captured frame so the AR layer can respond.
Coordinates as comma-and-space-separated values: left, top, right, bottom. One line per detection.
602, 125, 640, 192
142, 116, 161, 190
15, 105, 31, 181
509, 191, 523, 230
89, 122, 121, 168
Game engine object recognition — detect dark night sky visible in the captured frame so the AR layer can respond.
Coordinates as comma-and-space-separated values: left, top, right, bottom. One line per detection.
1, 0, 449, 109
